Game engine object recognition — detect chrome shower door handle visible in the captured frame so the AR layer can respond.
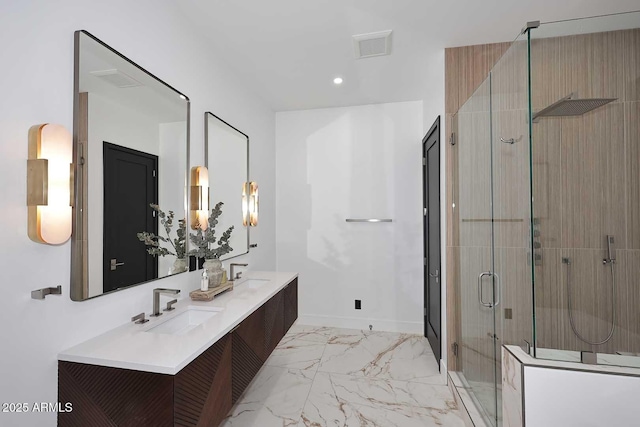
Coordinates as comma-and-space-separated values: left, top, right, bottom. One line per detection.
477, 271, 493, 308
493, 272, 501, 307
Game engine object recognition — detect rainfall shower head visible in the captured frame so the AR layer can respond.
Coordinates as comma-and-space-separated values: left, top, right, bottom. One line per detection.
533, 93, 617, 122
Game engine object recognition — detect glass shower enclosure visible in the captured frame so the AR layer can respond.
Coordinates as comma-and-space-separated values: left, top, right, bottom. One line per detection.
453, 28, 533, 426
530, 12, 640, 368
451, 10, 640, 427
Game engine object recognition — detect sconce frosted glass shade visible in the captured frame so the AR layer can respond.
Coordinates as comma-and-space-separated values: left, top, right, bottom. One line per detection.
27, 124, 73, 245
242, 181, 258, 227
190, 166, 209, 230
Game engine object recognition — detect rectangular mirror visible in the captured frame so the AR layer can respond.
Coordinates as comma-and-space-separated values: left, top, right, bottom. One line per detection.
205, 112, 249, 261
71, 30, 190, 301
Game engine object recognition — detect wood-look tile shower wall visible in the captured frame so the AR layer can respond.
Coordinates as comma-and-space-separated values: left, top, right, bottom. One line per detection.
532, 28, 640, 355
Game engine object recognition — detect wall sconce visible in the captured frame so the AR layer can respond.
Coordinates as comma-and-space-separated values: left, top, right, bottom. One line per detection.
190, 166, 209, 230
242, 181, 258, 227
27, 124, 73, 245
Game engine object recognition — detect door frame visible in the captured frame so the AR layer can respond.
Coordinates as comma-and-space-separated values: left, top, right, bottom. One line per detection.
423, 116, 441, 365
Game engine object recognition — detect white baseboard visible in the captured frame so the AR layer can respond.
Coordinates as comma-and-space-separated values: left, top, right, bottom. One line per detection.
297, 313, 423, 334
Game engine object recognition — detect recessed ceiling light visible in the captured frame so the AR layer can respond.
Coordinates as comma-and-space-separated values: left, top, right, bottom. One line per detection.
333, 77, 343, 85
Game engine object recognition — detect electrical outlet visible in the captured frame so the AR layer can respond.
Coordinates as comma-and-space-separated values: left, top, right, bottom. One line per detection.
355, 300, 361, 310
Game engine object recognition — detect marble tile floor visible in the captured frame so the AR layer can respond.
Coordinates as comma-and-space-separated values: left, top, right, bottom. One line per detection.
222, 324, 466, 427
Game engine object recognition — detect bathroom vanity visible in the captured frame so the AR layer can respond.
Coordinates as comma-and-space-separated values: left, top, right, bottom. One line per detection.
58, 272, 298, 426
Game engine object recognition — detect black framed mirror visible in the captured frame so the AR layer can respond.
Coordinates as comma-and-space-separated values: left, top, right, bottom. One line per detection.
70, 30, 190, 301
204, 112, 249, 262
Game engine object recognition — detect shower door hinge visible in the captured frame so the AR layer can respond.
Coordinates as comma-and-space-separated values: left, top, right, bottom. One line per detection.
424, 257, 427, 266
524, 20, 541, 31
422, 157, 426, 166
449, 132, 456, 146
452, 342, 459, 357
522, 20, 541, 35
153, 170, 156, 178
424, 207, 427, 216
424, 307, 427, 316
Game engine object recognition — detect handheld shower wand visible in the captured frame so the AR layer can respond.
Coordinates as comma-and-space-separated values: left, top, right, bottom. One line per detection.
565, 235, 617, 347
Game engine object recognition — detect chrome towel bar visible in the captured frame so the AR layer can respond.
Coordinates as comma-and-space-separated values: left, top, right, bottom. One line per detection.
345, 219, 393, 223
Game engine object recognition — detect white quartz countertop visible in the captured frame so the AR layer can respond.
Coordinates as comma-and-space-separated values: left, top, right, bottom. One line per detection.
58, 271, 298, 375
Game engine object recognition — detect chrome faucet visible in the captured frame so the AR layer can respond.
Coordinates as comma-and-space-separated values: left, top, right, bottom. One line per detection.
229, 263, 248, 281
152, 288, 180, 317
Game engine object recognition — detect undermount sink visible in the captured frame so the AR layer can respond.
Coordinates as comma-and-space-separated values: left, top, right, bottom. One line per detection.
240, 279, 270, 289
145, 306, 223, 336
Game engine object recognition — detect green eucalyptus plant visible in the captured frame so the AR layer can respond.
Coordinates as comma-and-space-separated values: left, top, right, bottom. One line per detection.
137, 204, 187, 259
188, 201, 234, 259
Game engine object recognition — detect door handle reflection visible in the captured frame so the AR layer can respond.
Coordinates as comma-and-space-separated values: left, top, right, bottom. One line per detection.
110, 258, 125, 271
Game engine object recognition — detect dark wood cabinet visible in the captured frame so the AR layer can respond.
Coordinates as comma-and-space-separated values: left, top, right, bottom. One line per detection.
263, 288, 285, 357
231, 278, 298, 403
58, 334, 231, 427
284, 278, 298, 332
174, 334, 232, 427
59, 278, 298, 427
231, 304, 266, 403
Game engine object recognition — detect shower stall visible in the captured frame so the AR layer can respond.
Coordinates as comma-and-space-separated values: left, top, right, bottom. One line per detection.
450, 11, 640, 426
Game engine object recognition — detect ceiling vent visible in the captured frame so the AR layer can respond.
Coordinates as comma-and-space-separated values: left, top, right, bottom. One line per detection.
90, 69, 142, 88
353, 30, 392, 59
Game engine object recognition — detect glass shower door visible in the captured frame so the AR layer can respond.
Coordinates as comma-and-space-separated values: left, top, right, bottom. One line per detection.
454, 27, 535, 427
490, 31, 534, 427
457, 76, 500, 425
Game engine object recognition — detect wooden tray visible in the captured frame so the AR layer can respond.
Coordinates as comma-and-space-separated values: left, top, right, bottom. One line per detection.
189, 281, 234, 301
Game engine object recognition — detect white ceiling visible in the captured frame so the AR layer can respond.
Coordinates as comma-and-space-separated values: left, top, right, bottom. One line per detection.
177, 1, 640, 112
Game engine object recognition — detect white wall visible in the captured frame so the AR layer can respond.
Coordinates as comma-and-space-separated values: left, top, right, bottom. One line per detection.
524, 366, 640, 426
158, 121, 189, 275
276, 101, 424, 333
0, 1, 275, 426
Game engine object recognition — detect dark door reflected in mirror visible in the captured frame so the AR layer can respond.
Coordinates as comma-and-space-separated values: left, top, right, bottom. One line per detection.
103, 142, 158, 292
71, 30, 190, 301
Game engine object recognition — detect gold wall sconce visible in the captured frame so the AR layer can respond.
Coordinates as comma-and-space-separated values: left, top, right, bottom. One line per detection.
242, 181, 258, 227
27, 124, 73, 245
190, 166, 210, 230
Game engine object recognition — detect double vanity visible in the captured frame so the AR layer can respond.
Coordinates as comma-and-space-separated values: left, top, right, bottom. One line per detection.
55, 28, 283, 427
58, 271, 298, 426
